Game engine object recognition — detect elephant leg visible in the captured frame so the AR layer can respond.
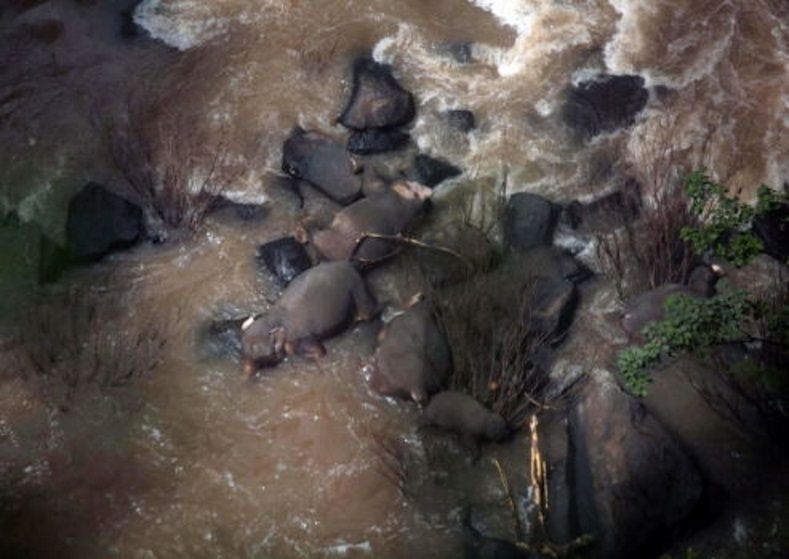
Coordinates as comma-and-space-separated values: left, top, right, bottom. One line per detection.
352, 281, 379, 322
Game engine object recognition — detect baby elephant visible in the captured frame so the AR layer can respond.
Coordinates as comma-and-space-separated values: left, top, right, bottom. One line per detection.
369, 299, 452, 404
304, 179, 431, 264
241, 261, 377, 377
424, 391, 510, 455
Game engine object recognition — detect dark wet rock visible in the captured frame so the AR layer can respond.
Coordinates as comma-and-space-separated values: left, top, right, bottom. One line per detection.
562, 74, 649, 141
621, 265, 720, 340
266, 175, 305, 209
66, 183, 145, 263
409, 154, 462, 187
281, 127, 363, 205
445, 109, 476, 133
198, 316, 249, 361
503, 193, 558, 251
256, 237, 313, 287
338, 58, 416, 130
528, 276, 578, 341
561, 182, 642, 234
347, 128, 410, 155
207, 196, 266, 222
752, 201, 788, 262
565, 369, 703, 559
423, 391, 510, 451
718, 253, 787, 299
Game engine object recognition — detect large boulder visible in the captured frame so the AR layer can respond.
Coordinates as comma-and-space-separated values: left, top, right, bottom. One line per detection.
66, 182, 144, 263
281, 128, 363, 205
503, 193, 558, 251
562, 74, 649, 141
563, 369, 703, 559
409, 154, 462, 188
347, 128, 410, 155
256, 237, 312, 287
338, 58, 416, 130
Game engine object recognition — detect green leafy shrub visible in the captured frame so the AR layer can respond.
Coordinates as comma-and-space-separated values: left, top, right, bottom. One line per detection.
617, 289, 752, 396
680, 171, 785, 267
618, 286, 787, 401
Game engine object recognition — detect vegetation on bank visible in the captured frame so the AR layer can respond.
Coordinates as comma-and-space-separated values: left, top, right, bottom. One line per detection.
615, 171, 787, 426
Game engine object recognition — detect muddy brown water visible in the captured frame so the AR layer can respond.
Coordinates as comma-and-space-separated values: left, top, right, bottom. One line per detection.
0, 0, 788, 557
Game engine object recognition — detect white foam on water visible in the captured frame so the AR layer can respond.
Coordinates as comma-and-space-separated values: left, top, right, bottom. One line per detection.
134, 0, 232, 50
604, 0, 736, 89
468, 0, 534, 34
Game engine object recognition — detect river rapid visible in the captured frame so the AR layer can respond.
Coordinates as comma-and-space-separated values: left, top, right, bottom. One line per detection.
0, 1, 787, 557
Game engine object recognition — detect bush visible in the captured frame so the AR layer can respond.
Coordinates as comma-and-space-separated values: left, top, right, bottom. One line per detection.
434, 271, 562, 427
102, 48, 250, 233
618, 283, 787, 437
3, 291, 167, 408
596, 182, 698, 299
681, 170, 785, 267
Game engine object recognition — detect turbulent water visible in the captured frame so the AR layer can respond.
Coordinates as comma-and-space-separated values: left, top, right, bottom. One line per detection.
0, 0, 787, 557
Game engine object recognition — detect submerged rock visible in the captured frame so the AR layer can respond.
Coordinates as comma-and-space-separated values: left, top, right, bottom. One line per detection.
347, 128, 410, 155
562, 74, 649, 141
440, 42, 474, 64
445, 109, 476, 133
338, 58, 416, 130
565, 369, 703, 558
409, 154, 462, 187
561, 182, 642, 233
257, 237, 313, 287
66, 182, 145, 263
207, 195, 266, 222
199, 316, 248, 361
281, 127, 363, 205
503, 193, 558, 251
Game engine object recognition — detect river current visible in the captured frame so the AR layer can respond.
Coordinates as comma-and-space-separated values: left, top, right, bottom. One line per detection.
0, 1, 787, 557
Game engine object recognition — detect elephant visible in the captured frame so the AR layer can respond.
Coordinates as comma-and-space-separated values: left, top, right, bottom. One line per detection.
241, 261, 377, 377
302, 179, 431, 265
369, 298, 452, 404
